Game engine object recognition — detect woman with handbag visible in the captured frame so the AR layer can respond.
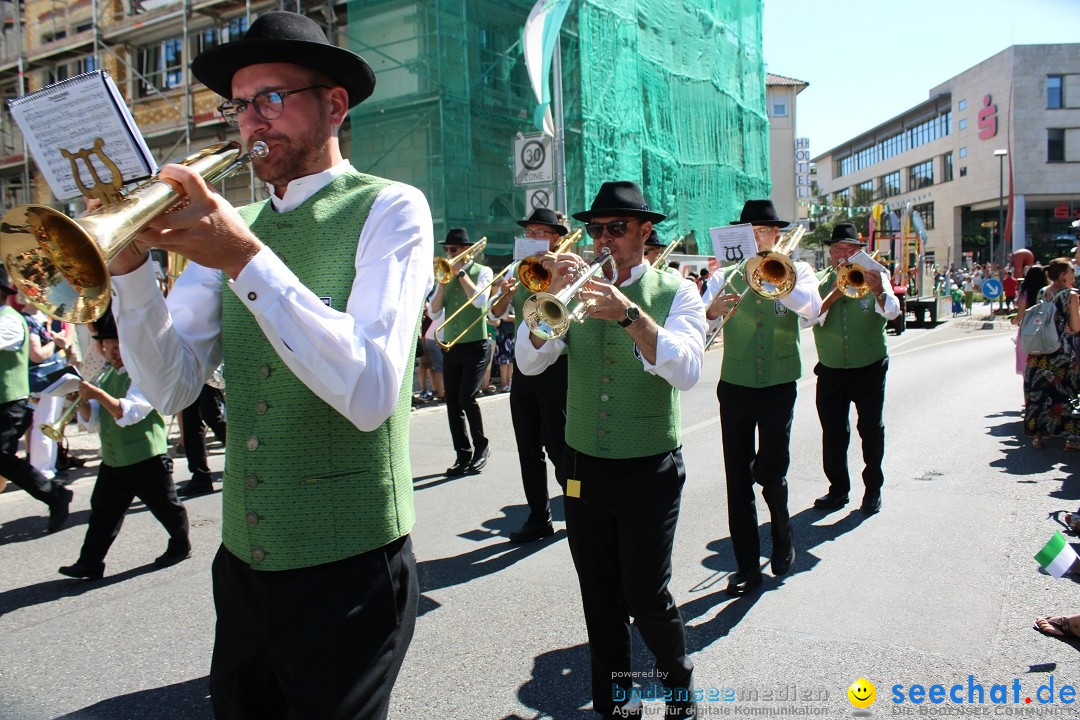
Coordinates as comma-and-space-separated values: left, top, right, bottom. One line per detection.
1013, 265, 1048, 400
1022, 258, 1080, 449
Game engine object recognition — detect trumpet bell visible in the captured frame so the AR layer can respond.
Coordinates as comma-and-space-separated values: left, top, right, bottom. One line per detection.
745, 251, 797, 298
517, 258, 552, 293
433, 257, 455, 285
837, 264, 871, 299
522, 291, 568, 340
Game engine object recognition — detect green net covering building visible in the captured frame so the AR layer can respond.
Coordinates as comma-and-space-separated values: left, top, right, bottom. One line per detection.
346, 0, 769, 257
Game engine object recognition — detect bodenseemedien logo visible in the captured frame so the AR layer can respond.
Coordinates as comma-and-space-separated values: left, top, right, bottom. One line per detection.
848, 678, 877, 709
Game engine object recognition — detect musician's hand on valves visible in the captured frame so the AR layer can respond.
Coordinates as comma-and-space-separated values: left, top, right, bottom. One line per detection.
576, 281, 629, 323
544, 253, 588, 295
77, 380, 102, 402
706, 292, 741, 321
140, 163, 265, 280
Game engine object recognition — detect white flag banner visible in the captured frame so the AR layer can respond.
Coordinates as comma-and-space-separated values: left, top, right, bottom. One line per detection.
522, 0, 572, 137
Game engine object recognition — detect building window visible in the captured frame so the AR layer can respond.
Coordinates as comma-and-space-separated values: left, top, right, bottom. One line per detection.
1048, 75, 1063, 109
909, 159, 934, 189
1048, 128, 1065, 162
958, 118, 967, 130
958, 99, 966, 111
835, 109, 951, 177
136, 36, 184, 97
942, 152, 953, 182
959, 166, 967, 177
195, 16, 251, 56
833, 188, 849, 206
46, 56, 97, 86
771, 101, 788, 117
881, 171, 901, 198
913, 202, 935, 230
959, 146, 967, 158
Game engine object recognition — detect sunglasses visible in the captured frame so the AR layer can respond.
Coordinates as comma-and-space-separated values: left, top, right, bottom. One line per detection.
584, 220, 639, 239
217, 85, 329, 127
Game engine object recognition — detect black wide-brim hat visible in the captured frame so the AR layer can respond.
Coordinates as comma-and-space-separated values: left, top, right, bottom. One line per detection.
825, 222, 867, 246
731, 199, 788, 227
516, 208, 568, 235
191, 11, 375, 108
572, 181, 665, 224
91, 304, 117, 340
0, 265, 15, 295
440, 228, 474, 246
645, 230, 664, 247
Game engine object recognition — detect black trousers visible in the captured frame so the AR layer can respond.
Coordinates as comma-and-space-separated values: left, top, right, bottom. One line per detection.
209, 535, 418, 720
717, 380, 795, 575
182, 384, 227, 483
814, 358, 888, 496
442, 340, 489, 456
0, 398, 64, 507
563, 448, 693, 716
509, 356, 568, 519
78, 455, 189, 565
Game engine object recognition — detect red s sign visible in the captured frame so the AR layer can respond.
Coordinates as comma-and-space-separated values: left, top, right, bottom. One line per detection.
978, 95, 997, 140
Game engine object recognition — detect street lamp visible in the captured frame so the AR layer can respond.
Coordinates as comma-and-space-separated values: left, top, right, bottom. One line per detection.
994, 149, 1008, 276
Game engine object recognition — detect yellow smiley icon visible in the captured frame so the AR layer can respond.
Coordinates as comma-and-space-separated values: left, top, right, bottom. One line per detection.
848, 678, 876, 708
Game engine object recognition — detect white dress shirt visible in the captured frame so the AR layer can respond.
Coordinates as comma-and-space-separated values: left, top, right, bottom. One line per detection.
0, 309, 24, 352
514, 262, 707, 391
816, 270, 900, 324
702, 260, 822, 330
111, 160, 435, 432
77, 366, 154, 431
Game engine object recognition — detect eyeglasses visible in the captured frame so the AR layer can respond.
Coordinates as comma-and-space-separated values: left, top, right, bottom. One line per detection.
584, 220, 638, 239
524, 228, 558, 238
217, 85, 330, 127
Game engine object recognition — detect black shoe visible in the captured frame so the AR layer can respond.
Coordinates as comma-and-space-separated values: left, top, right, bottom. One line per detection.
509, 518, 555, 543
725, 570, 763, 596
771, 527, 795, 576
445, 454, 472, 477
47, 487, 73, 533
177, 479, 215, 497
154, 546, 192, 568
813, 492, 848, 510
860, 489, 882, 515
466, 444, 490, 474
58, 560, 104, 580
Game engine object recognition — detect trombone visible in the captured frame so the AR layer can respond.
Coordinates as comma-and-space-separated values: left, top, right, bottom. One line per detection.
0, 141, 269, 324
523, 248, 617, 341
436, 229, 581, 350
41, 365, 113, 443
836, 251, 883, 299
704, 224, 806, 348
652, 236, 683, 269
433, 237, 487, 285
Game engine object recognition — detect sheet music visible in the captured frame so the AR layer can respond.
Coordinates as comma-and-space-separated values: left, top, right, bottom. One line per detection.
709, 223, 757, 266
8, 71, 156, 201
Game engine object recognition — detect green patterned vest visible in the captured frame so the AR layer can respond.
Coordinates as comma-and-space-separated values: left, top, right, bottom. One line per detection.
441, 262, 489, 345
720, 269, 802, 388
813, 272, 888, 369
565, 268, 681, 458
97, 368, 167, 467
222, 169, 417, 571
0, 306, 28, 403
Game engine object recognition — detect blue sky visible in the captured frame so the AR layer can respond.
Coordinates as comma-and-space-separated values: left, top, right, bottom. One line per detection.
762, 0, 1080, 156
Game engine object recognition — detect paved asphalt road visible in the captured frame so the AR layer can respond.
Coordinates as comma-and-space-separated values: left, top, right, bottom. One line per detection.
3, 313, 1078, 720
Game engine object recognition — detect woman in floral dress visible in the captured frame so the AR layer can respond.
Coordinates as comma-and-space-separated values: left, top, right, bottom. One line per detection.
1024, 258, 1080, 449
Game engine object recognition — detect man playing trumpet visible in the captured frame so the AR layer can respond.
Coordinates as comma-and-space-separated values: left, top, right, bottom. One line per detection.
701, 199, 821, 596
811, 223, 899, 514
516, 181, 706, 719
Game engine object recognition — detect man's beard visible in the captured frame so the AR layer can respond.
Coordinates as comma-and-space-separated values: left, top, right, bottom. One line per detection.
249, 118, 327, 188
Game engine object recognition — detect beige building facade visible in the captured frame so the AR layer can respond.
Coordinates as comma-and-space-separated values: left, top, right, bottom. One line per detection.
766, 72, 808, 223
813, 44, 1080, 269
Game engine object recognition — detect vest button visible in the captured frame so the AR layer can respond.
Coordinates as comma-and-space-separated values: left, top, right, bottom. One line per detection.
598, 411, 608, 419
246, 436, 260, 451
600, 394, 609, 402
255, 400, 268, 415
601, 376, 610, 384
251, 546, 265, 563
244, 474, 259, 489
756, 299, 762, 305
259, 364, 271, 379
603, 357, 612, 365
246, 511, 259, 526
597, 428, 606, 437
247, 291, 257, 301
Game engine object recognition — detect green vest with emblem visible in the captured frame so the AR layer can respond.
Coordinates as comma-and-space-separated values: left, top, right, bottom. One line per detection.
0, 306, 28, 403
97, 368, 167, 467
813, 269, 888, 369
565, 268, 681, 458
222, 169, 417, 571
441, 262, 489, 345
719, 267, 802, 388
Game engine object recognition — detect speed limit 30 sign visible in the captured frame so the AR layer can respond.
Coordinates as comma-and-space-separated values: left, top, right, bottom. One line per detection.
514, 134, 553, 186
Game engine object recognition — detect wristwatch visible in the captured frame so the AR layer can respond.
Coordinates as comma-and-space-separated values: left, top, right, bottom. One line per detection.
457, 269, 467, 279
619, 304, 641, 327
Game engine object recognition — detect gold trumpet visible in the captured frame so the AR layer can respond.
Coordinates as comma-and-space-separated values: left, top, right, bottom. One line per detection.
437, 229, 581, 350
835, 251, 883, 299
523, 248, 617, 340
41, 365, 113, 443
0, 141, 269, 324
704, 224, 806, 348
433, 238, 487, 285
651, 236, 683, 269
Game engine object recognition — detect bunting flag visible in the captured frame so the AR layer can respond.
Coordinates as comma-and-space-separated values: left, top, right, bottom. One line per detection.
1036, 531, 1079, 578
522, 0, 572, 137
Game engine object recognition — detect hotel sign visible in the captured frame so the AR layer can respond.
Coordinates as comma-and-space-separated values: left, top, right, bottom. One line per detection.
795, 138, 811, 199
